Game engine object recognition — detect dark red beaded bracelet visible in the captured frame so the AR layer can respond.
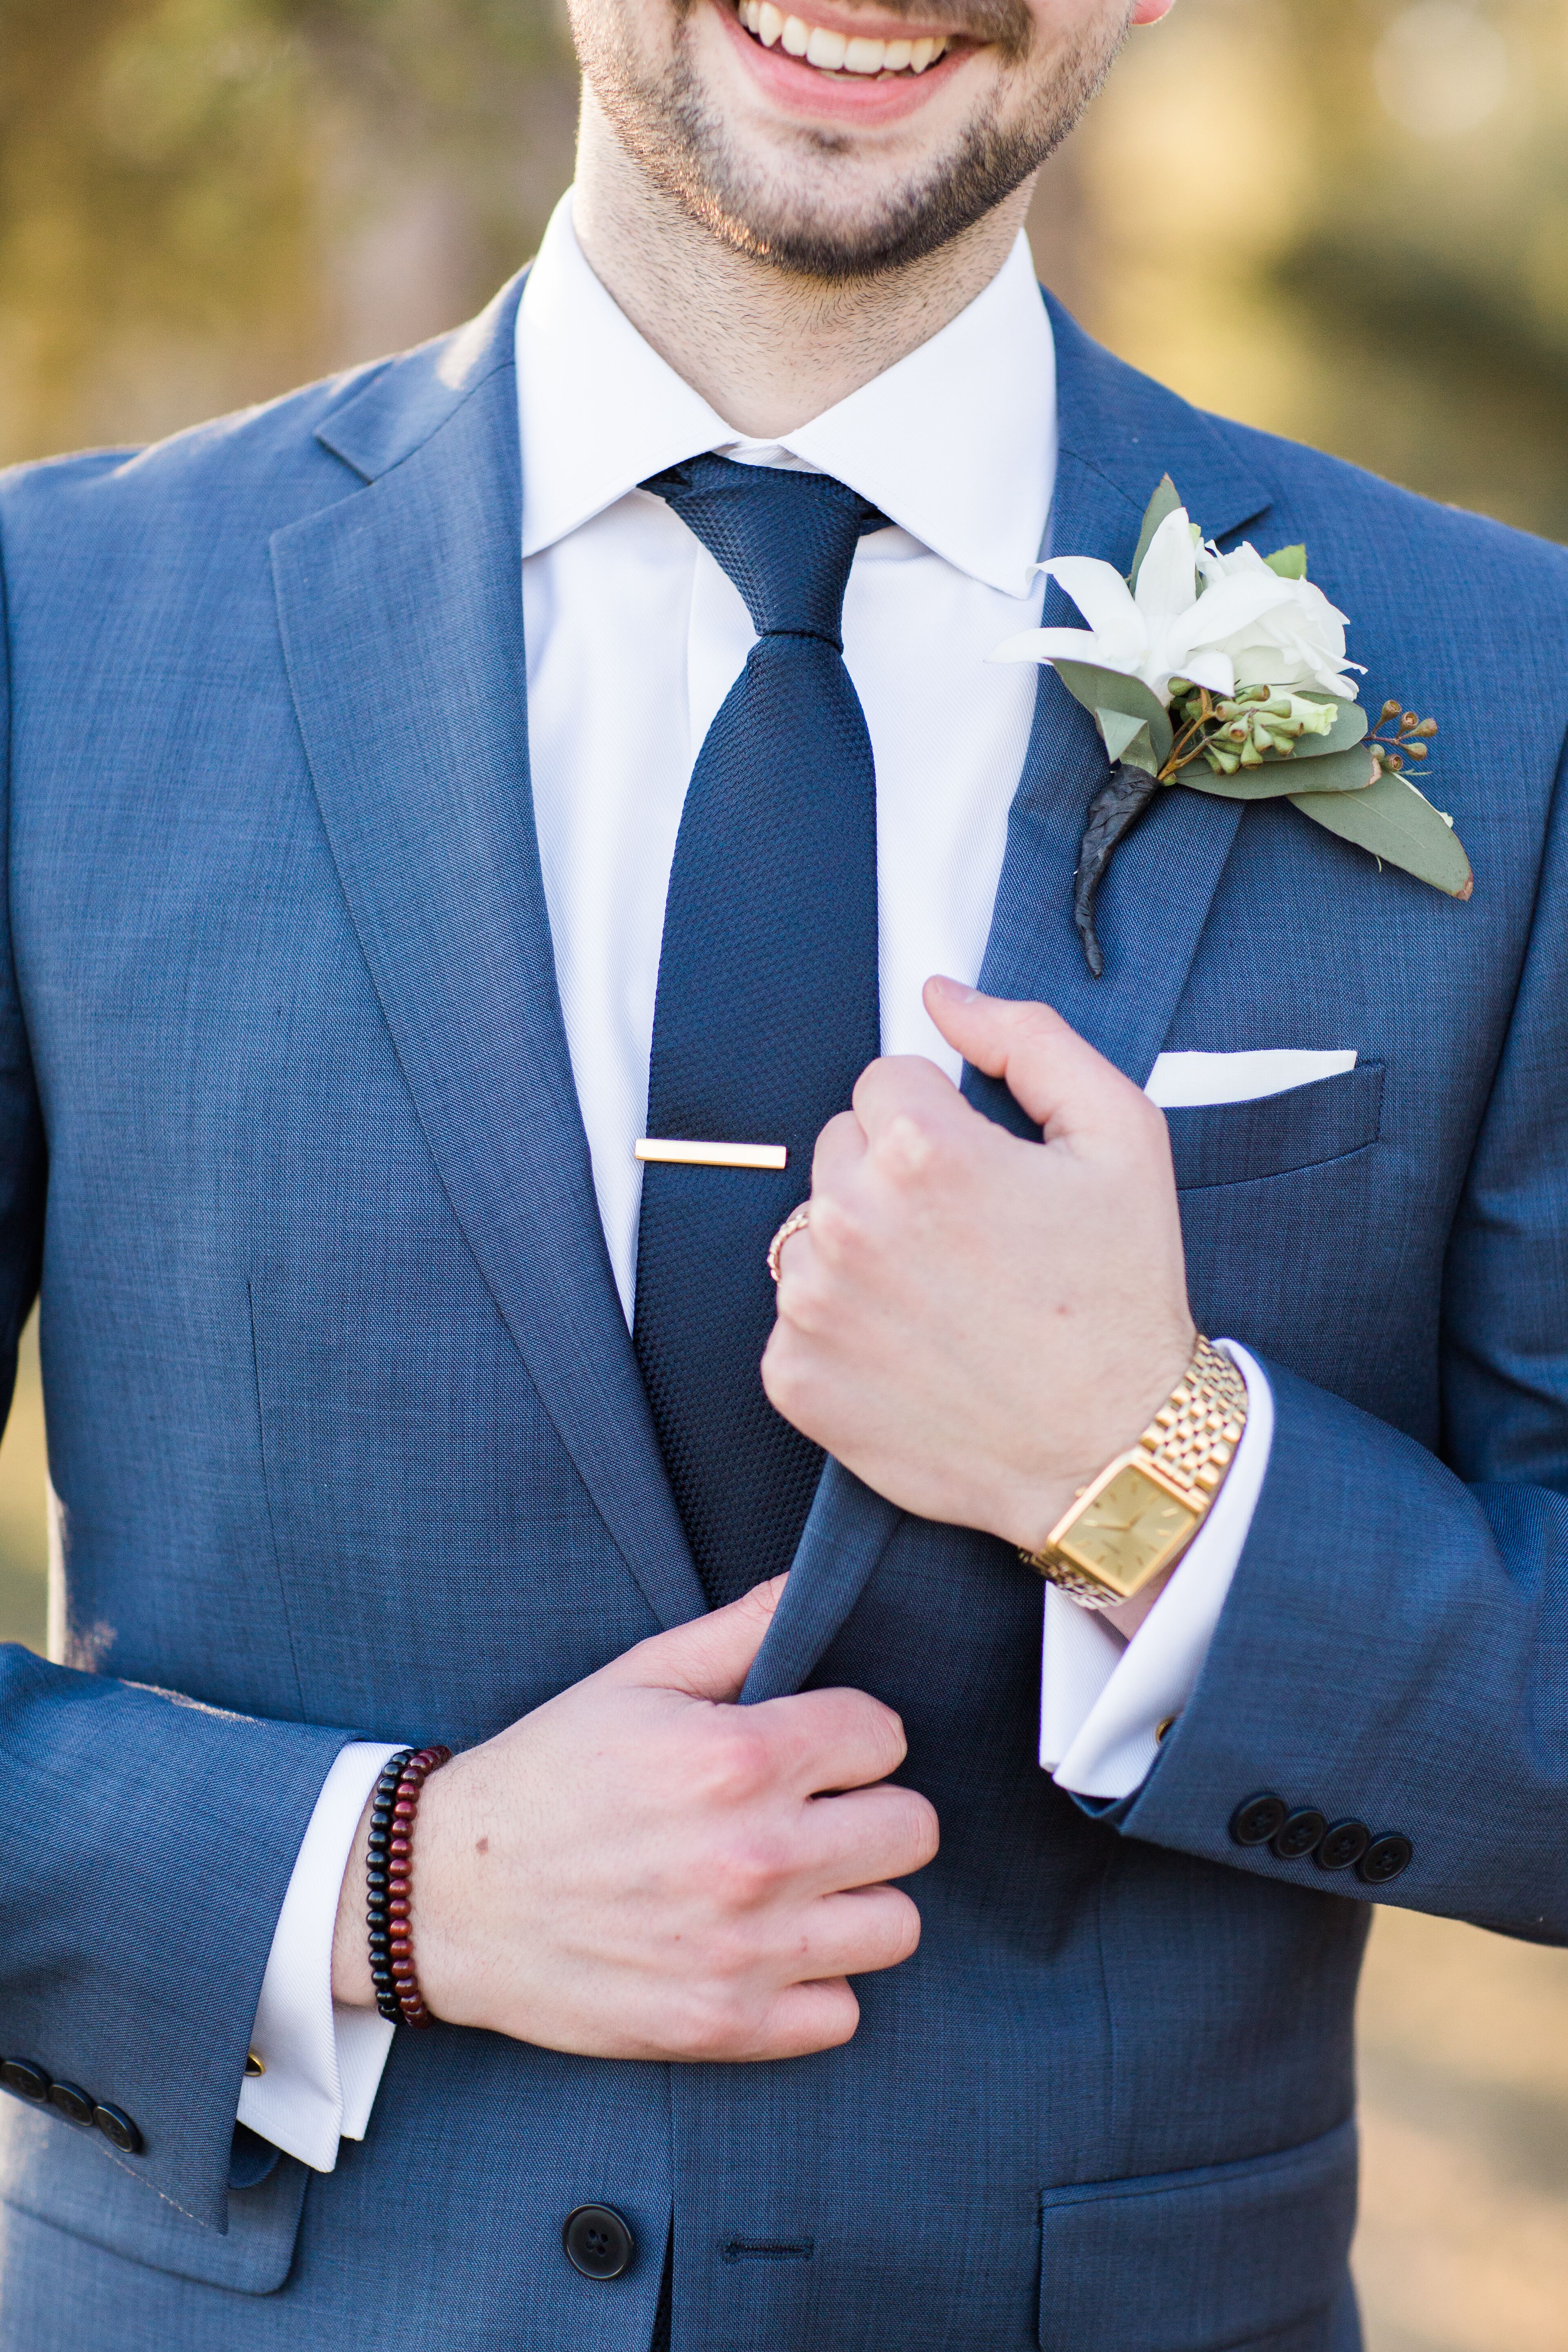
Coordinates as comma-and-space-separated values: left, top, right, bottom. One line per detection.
365, 1744, 452, 2028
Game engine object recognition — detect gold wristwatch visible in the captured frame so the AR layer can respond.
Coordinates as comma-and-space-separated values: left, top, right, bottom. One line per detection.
1019, 1336, 1247, 1611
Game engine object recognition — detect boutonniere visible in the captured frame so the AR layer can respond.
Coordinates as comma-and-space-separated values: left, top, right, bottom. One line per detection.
990, 477, 1473, 976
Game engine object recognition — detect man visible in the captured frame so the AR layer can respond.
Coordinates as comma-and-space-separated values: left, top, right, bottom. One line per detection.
0, 0, 1564, 2338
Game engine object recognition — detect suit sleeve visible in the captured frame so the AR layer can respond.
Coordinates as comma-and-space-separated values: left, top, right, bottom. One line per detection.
1105, 729, 1568, 1944
0, 520, 355, 2230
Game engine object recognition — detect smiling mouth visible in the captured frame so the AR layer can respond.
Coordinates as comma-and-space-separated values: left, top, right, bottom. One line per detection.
732, 0, 957, 77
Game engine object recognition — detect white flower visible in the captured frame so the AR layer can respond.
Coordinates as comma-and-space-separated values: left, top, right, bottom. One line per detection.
989, 507, 1307, 707
1195, 540, 1361, 700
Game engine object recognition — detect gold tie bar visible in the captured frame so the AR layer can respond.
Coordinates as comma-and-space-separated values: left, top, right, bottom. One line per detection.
635, 1138, 788, 1171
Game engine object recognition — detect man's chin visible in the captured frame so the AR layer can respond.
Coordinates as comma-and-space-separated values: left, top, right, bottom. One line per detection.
582, 0, 1125, 281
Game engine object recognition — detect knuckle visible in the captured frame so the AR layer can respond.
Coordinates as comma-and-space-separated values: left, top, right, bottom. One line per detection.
873, 1702, 909, 1773
760, 1343, 811, 1421
885, 1893, 923, 1962
904, 1794, 941, 1869
708, 1828, 788, 1909
694, 1723, 774, 1807
806, 1188, 866, 1268
873, 1107, 944, 1185
672, 1991, 754, 2062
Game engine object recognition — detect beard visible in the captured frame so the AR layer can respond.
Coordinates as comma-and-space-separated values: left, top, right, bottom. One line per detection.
574, 0, 1128, 279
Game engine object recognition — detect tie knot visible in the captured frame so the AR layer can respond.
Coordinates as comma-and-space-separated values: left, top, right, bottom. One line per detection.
643, 453, 886, 648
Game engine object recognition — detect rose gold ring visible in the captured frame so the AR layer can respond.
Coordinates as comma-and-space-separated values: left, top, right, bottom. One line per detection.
766, 1203, 811, 1285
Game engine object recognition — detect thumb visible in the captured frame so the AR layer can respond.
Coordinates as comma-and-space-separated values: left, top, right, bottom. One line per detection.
606, 1575, 788, 1702
923, 977, 1144, 1140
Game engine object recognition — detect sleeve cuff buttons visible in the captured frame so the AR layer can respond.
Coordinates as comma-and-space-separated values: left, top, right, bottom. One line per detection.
1228, 1792, 1412, 1885
0, 2057, 144, 2154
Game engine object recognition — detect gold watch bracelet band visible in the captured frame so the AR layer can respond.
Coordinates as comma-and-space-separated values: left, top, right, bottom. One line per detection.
1018, 1335, 1249, 1611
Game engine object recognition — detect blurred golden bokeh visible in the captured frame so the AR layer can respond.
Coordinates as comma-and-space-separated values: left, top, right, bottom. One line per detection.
0, 4, 1565, 2345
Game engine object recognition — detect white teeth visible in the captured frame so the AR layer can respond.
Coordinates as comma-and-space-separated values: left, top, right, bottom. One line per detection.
745, 4, 948, 73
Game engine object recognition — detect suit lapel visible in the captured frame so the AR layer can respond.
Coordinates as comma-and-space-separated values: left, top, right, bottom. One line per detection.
271, 282, 705, 1633
968, 303, 1274, 1123
748, 301, 1277, 1701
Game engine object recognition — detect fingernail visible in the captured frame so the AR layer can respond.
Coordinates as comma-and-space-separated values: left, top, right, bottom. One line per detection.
927, 974, 980, 1004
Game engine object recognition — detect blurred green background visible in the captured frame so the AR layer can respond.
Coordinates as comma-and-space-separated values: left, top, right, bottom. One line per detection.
1, 3, 1566, 2345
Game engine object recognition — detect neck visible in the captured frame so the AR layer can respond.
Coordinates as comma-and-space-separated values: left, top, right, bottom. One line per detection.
571, 90, 1033, 437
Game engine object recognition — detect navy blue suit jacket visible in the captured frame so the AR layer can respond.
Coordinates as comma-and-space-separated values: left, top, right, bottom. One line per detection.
0, 271, 1565, 2352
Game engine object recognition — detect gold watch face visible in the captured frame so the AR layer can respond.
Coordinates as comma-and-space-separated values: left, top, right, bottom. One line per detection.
1056, 1460, 1203, 1600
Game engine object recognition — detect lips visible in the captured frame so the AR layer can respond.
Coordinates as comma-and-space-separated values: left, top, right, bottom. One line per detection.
733, 0, 953, 76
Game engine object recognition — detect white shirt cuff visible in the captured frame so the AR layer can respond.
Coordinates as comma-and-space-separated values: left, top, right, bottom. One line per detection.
1039, 1341, 1274, 1801
237, 1740, 403, 2173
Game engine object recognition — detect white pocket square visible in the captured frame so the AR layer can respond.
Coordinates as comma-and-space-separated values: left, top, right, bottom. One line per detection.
1145, 1049, 1358, 1110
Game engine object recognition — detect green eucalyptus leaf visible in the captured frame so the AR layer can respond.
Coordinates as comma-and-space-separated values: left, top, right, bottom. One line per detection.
1128, 476, 1184, 590
1181, 767, 1312, 802
1099, 708, 1154, 768
1054, 660, 1174, 766
1180, 742, 1375, 801
1264, 544, 1307, 581
1289, 770, 1474, 898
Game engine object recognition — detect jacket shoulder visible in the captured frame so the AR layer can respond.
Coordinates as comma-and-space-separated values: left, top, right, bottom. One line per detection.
1210, 407, 1568, 586
0, 358, 397, 555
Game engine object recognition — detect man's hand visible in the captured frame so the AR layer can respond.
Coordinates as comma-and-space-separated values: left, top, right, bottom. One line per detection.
332, 1578, 937, 2058
762, 980, 1196, 1556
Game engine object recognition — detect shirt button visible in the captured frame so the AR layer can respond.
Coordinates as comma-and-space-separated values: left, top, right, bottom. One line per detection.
563, 2204, 636, 2281
1315, 1819, 1371, 1873
1356, 1832, 1414, 1886
1271, 1808, 1327, 1862
1229, 1792, 1287, 1847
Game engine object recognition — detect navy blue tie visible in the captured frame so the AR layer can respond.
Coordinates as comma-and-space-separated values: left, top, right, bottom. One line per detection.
634, 454, 885, 1610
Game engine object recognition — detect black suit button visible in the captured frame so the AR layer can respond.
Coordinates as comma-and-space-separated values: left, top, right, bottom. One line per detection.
93, 2104, 143, 2155
1357, 1832, 1413, 1886
1229, 1792, 1287, 1847
47, 2082, 96, 2127
0, 2060, 49, 2102
563, 2205, 635, 2281
1315, 1819, 1371, 1872
1272, 1808, 1327, 1862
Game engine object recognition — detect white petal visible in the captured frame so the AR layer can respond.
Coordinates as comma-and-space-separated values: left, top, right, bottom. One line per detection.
987, 625, 1127, 668
1180, 650, 1236, 696
1038, 557, 1148, 664
1132, 508, 1200, 639
1176, 570, 1299, 652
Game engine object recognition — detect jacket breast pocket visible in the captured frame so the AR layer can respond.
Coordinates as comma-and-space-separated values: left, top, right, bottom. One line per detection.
1038, 2118, 1358, 2352
1165, 1064, 1384, 1192
0, 2102, 307, 2293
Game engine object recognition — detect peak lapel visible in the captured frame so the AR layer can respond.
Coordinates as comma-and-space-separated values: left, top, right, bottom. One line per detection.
969, 301, 1275, 1120
271, 300, 704, 1633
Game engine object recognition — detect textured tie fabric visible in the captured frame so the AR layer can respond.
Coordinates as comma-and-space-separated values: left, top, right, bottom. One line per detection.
633, 453, 886, 1610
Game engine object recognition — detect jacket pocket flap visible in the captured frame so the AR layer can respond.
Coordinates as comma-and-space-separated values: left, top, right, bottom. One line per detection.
1166, 1064, 1383, 1192
1038, 2118, 1358, 2352
0, 2102, 307, 2294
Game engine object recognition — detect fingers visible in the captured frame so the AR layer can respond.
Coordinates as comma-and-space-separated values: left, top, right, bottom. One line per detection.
754, 1684, 908, 1794
606, 1575, 787, 1700
754, 1978, 861, 2060
792, 1884, 924, 1979
922, 976, 1154, 1143
794, 1780, 941, 1895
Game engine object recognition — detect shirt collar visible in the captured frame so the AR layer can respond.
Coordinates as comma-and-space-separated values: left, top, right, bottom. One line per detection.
517, 191, 1056, 599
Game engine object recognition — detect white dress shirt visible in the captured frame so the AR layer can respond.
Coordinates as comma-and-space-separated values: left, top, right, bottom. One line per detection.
238, 192, 1273, 2173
